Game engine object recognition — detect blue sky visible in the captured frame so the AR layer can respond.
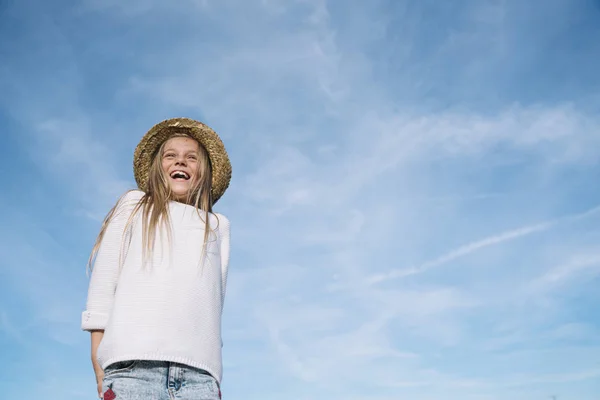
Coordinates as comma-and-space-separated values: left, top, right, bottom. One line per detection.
1, 0, 600, 399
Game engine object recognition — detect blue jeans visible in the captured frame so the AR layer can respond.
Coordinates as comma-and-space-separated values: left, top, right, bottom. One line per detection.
102, 360, 221, 400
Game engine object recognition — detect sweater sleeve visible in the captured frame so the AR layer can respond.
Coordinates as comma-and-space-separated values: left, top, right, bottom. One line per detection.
216, 213, 231, 310
81, 190, 143, 331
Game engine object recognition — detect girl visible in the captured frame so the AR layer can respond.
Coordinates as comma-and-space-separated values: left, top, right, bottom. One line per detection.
81, 118, 232, 400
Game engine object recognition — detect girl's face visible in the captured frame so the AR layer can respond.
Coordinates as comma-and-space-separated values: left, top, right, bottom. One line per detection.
161, 136, 201, 200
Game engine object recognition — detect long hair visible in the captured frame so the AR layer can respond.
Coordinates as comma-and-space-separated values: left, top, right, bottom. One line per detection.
87, 133, 214, 271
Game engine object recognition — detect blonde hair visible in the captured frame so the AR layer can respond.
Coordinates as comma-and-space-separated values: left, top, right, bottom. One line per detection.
88, 133, 214, 271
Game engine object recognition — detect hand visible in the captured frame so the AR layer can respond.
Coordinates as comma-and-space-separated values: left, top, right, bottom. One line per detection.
90, 331, 106, 398
96, 370, 105, 398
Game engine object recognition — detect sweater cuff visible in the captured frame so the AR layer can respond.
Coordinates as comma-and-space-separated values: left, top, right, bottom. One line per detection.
81, 310, 109, 331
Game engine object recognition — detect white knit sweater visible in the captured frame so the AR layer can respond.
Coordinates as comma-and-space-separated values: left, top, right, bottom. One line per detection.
81, 190, 231, 383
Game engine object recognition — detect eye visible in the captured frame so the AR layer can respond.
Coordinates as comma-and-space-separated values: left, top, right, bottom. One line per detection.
164, 153, 175, 158
188, 155, 198, 160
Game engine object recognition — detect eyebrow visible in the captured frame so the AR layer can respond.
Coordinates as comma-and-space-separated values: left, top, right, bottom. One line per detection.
163, 148, 199, 155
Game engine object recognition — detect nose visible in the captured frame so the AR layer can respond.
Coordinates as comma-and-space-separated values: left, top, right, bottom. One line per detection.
175, 155, 187, 166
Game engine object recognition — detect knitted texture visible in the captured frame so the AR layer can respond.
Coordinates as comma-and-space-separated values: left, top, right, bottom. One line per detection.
82, 190, 231, 383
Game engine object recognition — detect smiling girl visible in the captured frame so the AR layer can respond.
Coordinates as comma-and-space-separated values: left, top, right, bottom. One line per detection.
81, 118, 232, 400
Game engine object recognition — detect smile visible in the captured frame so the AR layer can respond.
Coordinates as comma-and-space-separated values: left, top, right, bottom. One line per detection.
170, 170, 190, 180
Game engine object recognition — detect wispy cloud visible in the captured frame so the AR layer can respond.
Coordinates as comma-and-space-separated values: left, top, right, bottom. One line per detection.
530, 253, 600, 292
0, 311, 26, 346
368, 203, 600, 283
1, 0, 600, 399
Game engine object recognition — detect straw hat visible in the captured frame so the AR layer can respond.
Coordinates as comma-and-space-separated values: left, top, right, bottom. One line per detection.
133, 117, 232, 204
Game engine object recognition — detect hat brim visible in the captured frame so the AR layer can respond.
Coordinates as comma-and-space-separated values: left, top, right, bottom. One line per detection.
133, 117, 232, 204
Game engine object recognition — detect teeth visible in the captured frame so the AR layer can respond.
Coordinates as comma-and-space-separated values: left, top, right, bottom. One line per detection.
170, 170, 190, 179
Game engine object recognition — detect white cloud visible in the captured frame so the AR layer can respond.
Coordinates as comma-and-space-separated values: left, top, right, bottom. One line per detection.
368, 203, 600, 284
530, 253, 600, 292
79, 0, 209, 16
2, 0, 600, 399
0, 311, 26, 346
